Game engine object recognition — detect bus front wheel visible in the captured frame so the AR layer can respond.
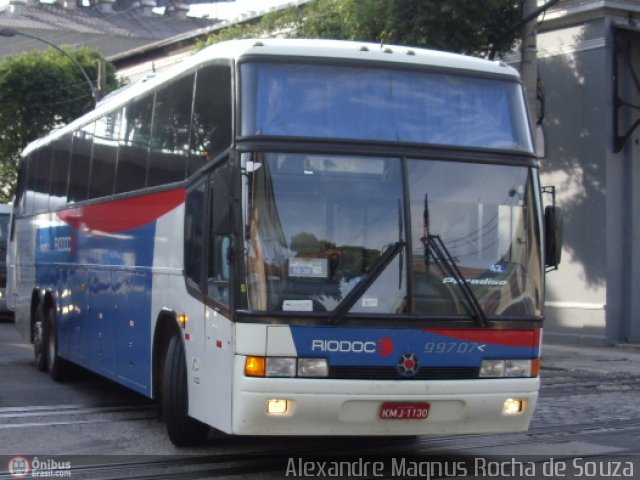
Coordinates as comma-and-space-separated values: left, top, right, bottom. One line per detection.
163, 334, 209, 446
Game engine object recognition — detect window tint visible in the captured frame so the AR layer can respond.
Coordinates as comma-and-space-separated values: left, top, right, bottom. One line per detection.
148, 75, 194, 187
89, 110, 120, 199
33, 147, 53, 212
188, 65, 232, 176
68, 122, 95, 203
50, 134, 72, 209
185, 180, 206, 292
116, 95, 153, 194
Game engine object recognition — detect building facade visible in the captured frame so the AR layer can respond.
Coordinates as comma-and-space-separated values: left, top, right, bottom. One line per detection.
537, 0, 640, 344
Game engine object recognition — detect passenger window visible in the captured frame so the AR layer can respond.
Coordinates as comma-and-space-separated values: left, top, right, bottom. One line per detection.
148, 75, 194, 187
23, 154, 34, 215
50, 135, 72, 208
33, 147, 53, 212
89, 110, 120, 199
116, 96, 153, 194
68, 122, 95, 203
188, 65, 232, 176
184, 180, 206, 293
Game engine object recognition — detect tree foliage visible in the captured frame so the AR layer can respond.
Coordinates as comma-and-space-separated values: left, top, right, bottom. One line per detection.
199, 0, 522, 57
0, 47, 119, 202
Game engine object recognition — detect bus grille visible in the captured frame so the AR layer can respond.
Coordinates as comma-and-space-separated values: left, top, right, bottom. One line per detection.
329, 366, 480, 380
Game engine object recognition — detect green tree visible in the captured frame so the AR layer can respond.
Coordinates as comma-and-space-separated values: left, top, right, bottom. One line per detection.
0, 47, 119, 202
199, 0, 521, 57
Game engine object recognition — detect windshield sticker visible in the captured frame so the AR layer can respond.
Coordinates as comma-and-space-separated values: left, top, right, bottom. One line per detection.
442, 277, 507, 286
283, 300, 314, 312
362, 298, 378, 308
288, 258, 328, 278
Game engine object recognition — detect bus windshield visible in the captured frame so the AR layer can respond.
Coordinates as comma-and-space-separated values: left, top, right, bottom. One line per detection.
241, 62, 533, 152
243, 154, 542, 319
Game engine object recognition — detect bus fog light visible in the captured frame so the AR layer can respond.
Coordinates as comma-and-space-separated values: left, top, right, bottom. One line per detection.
503, 398, 527, 415
480, 360, 505, 377
297, 358, 328, 377
267, 399, 289, 414
505, 359, 532, 377
266, 357, 296, 377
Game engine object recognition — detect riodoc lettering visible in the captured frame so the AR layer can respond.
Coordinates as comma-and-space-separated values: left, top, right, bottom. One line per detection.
311, 340, 377, 353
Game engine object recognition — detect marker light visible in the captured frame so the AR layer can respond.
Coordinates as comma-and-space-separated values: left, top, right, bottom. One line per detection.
503, 398, 527, 415
178, 313, 188, 329
245, 356, 266, 377
267, 399, 289, 414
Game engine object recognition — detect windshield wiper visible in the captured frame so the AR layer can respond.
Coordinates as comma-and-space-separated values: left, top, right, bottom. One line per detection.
428, 235, 490, 327
329, 241, 405, 325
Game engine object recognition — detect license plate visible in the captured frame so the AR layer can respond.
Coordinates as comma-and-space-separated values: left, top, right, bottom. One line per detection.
380, 402, 430, 420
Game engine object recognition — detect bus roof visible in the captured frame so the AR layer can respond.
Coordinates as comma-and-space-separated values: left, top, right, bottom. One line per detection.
22, 38, 520, 157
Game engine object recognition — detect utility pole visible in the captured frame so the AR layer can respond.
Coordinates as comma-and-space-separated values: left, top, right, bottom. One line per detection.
521, 0, 539, 152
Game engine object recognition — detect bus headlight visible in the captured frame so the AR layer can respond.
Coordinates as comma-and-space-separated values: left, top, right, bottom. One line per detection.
297, 358, 328, 377
245, 356, 329, 378
480, 359, 533, 378
266, 357, 297, 377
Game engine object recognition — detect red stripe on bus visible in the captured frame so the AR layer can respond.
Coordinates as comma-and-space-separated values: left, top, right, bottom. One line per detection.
57, 189, 186, 233
424, 328, 540, 347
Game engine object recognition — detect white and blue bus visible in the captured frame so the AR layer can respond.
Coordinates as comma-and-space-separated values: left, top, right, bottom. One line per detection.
8, 39, 562, 446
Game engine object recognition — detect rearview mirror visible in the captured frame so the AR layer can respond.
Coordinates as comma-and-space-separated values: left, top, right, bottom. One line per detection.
544, 205, 563, 270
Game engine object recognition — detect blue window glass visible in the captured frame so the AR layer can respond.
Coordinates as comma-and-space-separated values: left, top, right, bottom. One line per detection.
241, 63, 532, 152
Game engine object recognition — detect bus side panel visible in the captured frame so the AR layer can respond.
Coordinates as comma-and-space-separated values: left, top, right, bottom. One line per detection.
29, 191, 184, 396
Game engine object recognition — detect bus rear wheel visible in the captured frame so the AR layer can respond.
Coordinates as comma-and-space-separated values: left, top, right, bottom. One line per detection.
163, 334, 209, 446
33, 308, 47, 372
46, 307, 71, 381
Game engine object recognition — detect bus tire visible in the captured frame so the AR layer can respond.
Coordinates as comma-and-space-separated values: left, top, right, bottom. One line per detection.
46, 307, 71, 381
33, 307, 47, 372
163, 334, 209, 446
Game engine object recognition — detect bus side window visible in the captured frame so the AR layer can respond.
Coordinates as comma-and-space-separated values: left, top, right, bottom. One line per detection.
50, 134, 72, 209
184, 180, 206, 293
68, 122, 95, 203
116, 97, 152, 194
89, 111, 120, 199
207, 163, 232, 306
33, 147, 53, 213
188, 64, 232, 176
148, 74, 194, 187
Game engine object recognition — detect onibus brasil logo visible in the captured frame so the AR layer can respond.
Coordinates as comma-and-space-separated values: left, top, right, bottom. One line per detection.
8, 456, 71, 478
